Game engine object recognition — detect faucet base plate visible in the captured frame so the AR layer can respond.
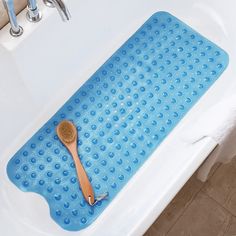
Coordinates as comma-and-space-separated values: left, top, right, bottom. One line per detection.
26, 10, 42, 23
10, 26, 24, 37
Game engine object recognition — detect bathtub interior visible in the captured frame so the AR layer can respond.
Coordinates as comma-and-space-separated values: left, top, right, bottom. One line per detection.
0, 0, 235, 235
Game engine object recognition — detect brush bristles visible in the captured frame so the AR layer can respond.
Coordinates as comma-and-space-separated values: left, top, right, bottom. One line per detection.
57, 120, 76, 143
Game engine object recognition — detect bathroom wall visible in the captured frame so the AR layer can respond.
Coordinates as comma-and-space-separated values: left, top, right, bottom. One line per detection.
0, 0, 27, 29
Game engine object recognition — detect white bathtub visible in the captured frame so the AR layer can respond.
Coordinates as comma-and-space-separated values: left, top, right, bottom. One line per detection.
0, 0, 235, 235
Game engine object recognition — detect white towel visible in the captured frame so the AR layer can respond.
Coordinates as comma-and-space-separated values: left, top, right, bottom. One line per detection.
182, 95, 236, 181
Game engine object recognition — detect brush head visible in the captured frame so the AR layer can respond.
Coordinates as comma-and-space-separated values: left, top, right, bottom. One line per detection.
57, 120, 77, 144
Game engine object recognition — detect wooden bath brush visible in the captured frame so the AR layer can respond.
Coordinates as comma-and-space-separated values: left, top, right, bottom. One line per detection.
57, 120, 107, 206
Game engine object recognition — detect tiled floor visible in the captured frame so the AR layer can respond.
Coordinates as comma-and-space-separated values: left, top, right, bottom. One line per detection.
145, 158, 236, 236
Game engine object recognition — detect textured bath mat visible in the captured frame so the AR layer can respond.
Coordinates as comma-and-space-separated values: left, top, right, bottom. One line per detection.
7, 12, 228, 231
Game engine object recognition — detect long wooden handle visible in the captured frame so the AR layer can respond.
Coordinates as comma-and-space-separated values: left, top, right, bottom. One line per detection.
70, 148, 95, 204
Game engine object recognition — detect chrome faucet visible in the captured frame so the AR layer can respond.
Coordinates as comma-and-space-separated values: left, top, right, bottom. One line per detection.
43, 0, 71, 21
3, 0, 70, 37
26, 0, 42, 22
3, 0, 23, 37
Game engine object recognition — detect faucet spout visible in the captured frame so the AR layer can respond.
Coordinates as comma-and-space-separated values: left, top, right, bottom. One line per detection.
43, 0, 71, 21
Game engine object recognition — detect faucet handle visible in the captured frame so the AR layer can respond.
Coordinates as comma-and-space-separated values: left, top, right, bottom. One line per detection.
43, 0, 71, 22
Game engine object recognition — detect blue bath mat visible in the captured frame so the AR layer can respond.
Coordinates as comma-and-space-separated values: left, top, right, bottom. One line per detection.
7, 12, 228, 231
